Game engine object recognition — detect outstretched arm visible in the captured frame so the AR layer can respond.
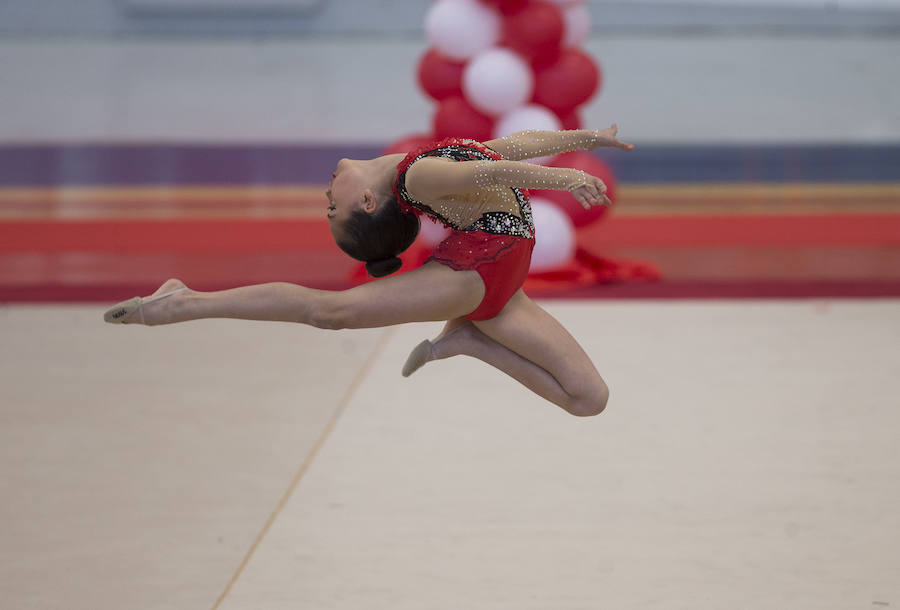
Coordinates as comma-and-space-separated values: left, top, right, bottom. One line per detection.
405, 153, 612, 209
485, 124, 634, 160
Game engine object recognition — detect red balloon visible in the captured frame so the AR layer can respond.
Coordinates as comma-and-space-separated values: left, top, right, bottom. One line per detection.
382, 133, 436, 156
531, 151, 617, 228
479, 0, 527, 15
556, 108, 581, 131
502, 2, 564, 63
533, 48, 601, 114
432, 97, 494, 141
417, 48, 465, 102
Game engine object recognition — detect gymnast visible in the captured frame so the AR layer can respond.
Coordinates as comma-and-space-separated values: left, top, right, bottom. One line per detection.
104, 125, 634, 416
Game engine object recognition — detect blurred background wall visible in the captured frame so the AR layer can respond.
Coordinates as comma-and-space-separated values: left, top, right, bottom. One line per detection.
2, 0, 900, 36
1, 0, 898, 145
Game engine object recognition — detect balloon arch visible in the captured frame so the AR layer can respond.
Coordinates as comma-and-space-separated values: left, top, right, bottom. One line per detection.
386, 0, 619, 272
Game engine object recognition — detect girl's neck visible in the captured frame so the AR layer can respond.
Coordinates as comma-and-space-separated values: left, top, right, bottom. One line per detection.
368, 154, 404, 195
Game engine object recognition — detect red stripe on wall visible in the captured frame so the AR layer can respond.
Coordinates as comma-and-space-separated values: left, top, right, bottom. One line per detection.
0, 219, 334, 253
2, 214, 900, 254
582, 215, 900, 248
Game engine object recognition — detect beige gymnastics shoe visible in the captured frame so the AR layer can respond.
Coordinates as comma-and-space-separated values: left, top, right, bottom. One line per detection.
103, 287, 187, 325
401, 339, 435, 377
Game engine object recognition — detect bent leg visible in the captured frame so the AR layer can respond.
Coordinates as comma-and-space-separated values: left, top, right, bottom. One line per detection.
116, 262, 485, 329
466, 290, 608, 416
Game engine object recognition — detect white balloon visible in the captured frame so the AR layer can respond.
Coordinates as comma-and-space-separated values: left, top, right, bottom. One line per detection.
492, 104, 562, 138
563, 4, 591, 47
418, 216, 451, 247
462, 48, 534, 117
528, 197, 576, 272
425, 0, 500, 61
493, 104, 563, 164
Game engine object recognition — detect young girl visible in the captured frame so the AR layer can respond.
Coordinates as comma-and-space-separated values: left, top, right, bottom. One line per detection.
104, 125, 634, 417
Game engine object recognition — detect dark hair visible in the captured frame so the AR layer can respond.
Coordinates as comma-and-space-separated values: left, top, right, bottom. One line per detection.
335, 195, 420, 278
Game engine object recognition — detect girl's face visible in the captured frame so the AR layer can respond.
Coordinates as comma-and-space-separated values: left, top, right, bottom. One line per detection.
326, 158, 366, 226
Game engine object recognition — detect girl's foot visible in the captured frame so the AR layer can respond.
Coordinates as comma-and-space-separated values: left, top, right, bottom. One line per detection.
401, 318, 479, 377
401, 340, 434, 377
103, 278, 190, 325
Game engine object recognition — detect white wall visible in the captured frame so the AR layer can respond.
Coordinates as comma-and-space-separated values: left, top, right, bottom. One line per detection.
0, 0, 899, 37
2, 35, 898, 144
645, 0, 899, 5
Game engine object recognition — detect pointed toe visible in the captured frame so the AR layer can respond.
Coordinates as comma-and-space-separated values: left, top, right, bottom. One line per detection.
402, 339, 434, 377
103, 297, 141, 324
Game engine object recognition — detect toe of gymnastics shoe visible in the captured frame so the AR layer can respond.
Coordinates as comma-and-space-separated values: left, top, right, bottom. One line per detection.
103, 286, 187, 325
402, 339, 434, 378
103, 297, 143, 324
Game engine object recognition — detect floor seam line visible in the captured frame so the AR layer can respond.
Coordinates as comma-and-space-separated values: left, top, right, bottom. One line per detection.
209, 326, 396, 610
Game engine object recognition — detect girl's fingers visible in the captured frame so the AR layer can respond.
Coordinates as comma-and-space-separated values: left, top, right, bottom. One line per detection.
573, 184, 612, 208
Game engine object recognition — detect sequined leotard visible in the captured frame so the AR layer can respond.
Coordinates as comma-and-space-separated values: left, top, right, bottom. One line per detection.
394, 138, 535, 320
394, 131, 604, 320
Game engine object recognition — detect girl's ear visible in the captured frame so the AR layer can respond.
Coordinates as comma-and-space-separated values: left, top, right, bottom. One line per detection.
362, 189, 378, 214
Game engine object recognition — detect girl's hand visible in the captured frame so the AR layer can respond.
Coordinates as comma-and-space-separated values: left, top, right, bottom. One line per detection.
570, 174, 612, 209
593, 124, 634, 151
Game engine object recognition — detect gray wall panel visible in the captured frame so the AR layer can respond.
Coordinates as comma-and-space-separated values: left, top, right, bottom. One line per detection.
0, 0, 898, 37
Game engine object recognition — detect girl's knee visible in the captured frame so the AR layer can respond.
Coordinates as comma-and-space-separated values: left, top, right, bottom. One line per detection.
567, 381, 609, 417
309, 293, 349, 330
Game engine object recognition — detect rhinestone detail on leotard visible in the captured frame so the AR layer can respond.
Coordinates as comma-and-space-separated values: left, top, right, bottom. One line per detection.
493, 129, 600, 160
395, 140, 534, 239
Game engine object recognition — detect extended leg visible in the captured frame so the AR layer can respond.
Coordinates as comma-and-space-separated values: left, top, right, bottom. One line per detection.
107, 262, 486, 329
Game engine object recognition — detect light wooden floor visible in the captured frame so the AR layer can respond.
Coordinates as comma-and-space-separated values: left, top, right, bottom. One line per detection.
2, 300, 899, 609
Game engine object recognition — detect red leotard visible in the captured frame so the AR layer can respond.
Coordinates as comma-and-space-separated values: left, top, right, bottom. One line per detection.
394, 138, 536, 321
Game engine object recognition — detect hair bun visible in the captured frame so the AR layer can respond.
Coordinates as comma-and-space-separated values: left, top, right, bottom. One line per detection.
365, 256, 402, 278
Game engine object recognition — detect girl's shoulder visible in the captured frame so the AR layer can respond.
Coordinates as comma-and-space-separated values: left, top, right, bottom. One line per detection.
400, 137, 502, 168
